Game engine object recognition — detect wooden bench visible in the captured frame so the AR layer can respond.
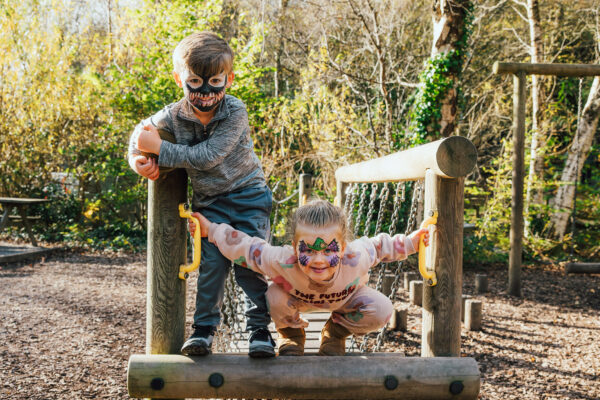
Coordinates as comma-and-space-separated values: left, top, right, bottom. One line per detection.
0, 197, 51, 247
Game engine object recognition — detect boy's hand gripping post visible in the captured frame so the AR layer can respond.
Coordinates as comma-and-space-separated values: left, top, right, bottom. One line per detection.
418, 210, 438, 286
178, 203, 201, 280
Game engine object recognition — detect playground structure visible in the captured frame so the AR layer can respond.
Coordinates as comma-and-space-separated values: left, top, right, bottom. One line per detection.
127, 136, 480, 399
493, 62, 600, 296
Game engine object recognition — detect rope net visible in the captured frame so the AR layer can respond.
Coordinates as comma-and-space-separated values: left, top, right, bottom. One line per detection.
211, 180, 423, 353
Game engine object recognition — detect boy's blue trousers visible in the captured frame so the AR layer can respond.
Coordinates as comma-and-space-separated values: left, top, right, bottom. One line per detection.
193, 184, 272, 331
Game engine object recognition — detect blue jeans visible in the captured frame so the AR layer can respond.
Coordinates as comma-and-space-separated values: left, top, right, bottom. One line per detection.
193, 185, 272, 331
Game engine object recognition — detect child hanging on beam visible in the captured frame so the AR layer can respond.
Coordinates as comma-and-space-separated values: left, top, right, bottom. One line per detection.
189, 200, 428, 356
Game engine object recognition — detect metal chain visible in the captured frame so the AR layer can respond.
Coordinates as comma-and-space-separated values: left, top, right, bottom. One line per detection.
353, 184, 369, 237
372, 183, 392, 292
372, 180, 422, 352
387, 182, 406, 236
343, 183, 355, 215
362, 183, 379, 237
374, 182, 390, 235
216, 271, 235, 352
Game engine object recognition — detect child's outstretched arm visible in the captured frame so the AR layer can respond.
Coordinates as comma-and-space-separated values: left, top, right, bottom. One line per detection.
189, 212, 283, 278
365, 228, 429, 266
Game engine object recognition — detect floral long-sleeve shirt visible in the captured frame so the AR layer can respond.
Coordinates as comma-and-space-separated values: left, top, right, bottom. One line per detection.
208, 222, 417, 310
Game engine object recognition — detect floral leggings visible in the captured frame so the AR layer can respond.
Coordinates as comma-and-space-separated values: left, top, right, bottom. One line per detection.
266, 284, 393, 335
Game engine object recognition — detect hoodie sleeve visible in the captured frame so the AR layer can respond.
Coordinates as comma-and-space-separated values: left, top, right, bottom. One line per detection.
362, 232, 417, 267
127, 106, 175, 169
208, 222, 293, 278
158, 106, 248, 170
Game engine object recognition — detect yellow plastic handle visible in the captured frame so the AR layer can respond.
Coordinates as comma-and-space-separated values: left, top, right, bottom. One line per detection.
178, 203, 201, 280
418, 211, 438, 286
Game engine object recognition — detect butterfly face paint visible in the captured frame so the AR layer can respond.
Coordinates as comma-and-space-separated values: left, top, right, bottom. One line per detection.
294, 223, 345, 283
298, 238, 342, 268
181, 69, 228, 112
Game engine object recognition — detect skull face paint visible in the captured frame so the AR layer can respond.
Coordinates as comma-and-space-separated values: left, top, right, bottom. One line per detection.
181, 69, 228, 112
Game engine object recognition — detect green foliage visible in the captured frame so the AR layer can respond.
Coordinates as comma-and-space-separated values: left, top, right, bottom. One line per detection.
463, 235, 508, 265
409, 1, 474, 144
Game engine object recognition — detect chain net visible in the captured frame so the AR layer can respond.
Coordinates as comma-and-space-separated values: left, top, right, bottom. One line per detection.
210, 180, 422, 354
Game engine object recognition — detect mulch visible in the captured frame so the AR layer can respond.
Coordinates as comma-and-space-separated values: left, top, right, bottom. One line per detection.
0, 246, 598, 399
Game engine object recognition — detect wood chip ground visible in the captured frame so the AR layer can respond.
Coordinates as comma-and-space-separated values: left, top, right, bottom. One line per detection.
1, 248, 598, 399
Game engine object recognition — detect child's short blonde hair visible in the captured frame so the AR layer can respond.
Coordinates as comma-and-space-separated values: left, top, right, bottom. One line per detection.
290, 200, 350, 242
173, 31, 234, 77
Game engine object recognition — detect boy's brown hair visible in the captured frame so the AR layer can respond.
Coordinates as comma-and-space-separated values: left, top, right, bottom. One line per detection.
173, 31, 234, 77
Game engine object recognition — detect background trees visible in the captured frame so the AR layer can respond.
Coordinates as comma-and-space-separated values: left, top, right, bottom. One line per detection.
0, 0, 598, 260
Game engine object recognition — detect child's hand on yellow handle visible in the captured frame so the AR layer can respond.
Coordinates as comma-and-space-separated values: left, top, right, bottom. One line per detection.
133, 155, 159, 181
188, 212, 211, 237
409, 227, 430, 251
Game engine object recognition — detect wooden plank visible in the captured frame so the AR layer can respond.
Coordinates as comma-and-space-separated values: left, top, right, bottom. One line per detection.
0, 244, 54, 264
128, 354, 480, 399
335, 136, 477, 183
565, 262, 600, 274
0, 197, 51, 205
494, 62, 600, 77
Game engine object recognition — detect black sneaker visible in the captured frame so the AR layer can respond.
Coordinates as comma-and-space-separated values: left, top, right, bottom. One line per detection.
181, 325, 216, 356
248, 327, 276, 358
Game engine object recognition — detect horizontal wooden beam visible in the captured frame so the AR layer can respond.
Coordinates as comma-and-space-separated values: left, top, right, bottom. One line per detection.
335, 136, 477, 183
494, 62, 600, 77
128, 354, 480, 399
565, 262, 600, 274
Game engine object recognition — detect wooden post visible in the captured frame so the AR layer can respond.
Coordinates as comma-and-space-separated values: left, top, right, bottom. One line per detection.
388, 307, 408, 332
403, 272, 419, 291
128, 354, 481, 399
422, 169, 463, 357
493, 63, 600, 298
464, 300, 482, 332
147, 169, 188, 357
381, 273, 395, 296
461, 294, 472, 322
475, 274, 488, 294
409, 280, 423, 307
336, 180, 349, 208
299, 173, 312, 206
508, 72, 526, 297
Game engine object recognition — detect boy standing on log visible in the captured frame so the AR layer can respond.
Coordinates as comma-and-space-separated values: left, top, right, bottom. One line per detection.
127, 31, 275, 358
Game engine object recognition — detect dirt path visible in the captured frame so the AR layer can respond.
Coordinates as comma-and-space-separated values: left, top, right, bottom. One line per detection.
1, 249, 598, 399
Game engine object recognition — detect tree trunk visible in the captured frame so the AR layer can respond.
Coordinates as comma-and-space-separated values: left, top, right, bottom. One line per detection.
431, 0, 470, 138
524, 0, 546, 226
274, 0, 289, 98
550, 76, 600, 239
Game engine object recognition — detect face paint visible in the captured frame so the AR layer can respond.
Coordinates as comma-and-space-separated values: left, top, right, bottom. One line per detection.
298, 254, 310, 266
302, 237, 340, 252
327, 254, 340, 267
297, 239, 341, 269
326, 239, 340, 252
182, 70, 228, 112
294, 224, 345, 283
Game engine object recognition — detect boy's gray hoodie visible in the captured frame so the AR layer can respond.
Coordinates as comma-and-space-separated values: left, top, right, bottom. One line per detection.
128, 95, 266, 208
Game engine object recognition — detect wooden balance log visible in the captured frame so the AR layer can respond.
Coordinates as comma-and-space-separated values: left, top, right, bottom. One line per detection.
128, 354, 480, 400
